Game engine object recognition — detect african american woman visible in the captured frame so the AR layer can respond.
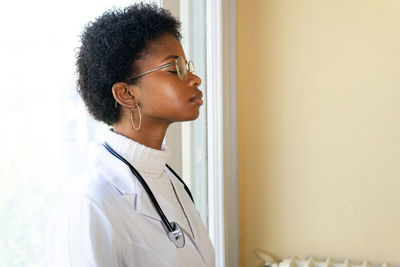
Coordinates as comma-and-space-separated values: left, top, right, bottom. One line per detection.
46, 4, 215, 267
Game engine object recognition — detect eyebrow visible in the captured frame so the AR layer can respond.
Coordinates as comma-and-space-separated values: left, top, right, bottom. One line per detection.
161, 55, 179, 62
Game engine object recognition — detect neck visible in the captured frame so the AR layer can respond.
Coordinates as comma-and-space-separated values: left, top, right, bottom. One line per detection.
112, 122, 169, 150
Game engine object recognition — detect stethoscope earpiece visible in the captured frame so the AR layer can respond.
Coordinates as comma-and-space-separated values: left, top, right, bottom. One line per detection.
168, 222, 185, 248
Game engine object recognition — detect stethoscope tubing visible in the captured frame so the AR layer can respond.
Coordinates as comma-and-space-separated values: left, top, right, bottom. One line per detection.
103, 142, 174, 232
165, 165, 194, 203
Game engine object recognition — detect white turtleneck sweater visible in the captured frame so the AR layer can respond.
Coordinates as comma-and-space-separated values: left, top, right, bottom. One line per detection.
46, 130, 215, 267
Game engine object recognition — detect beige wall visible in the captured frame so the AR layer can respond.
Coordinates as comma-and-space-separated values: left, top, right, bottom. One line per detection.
237, 1, 400, 266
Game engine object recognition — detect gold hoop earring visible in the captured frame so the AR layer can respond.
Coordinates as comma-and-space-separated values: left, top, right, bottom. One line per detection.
130, 104, 142, 130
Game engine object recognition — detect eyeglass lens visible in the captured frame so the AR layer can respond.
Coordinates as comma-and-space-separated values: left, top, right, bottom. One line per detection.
176, 57, 195, 81
176, 57, 186, 80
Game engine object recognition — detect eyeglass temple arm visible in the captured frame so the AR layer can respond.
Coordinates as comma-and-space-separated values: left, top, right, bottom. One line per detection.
126, 62, 177, 81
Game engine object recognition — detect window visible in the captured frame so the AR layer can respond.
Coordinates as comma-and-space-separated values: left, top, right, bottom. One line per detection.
180, 0, 208, 226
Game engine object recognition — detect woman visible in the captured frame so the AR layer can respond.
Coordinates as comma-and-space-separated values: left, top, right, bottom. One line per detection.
46, 3, 214, 267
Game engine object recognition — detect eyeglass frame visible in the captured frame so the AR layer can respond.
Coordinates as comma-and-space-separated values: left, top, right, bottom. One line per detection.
125, 56, 196, 82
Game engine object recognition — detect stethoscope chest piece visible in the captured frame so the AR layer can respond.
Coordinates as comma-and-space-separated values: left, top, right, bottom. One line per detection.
168, 222, 185, 248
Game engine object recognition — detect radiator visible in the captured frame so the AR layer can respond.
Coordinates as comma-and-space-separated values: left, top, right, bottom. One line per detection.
255, 250, 390, 267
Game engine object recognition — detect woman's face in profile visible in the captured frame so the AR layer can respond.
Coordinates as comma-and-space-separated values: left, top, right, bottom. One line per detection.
133, 34, 203, 123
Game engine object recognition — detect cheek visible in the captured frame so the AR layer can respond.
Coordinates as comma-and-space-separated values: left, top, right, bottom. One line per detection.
158, 82, 186, 110
141, 80, 187, 115
160, 83, 184, 104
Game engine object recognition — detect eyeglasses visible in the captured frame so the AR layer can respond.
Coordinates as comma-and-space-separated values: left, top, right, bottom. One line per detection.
126, 56, 196, 82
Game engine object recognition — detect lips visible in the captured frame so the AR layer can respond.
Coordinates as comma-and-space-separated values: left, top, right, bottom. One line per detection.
189, 91, 203, 105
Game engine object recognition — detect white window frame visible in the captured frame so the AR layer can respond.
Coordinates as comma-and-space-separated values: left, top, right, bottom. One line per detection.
220, 1, 238, 266
205, 0, 225, 266
163, 0, 238, 266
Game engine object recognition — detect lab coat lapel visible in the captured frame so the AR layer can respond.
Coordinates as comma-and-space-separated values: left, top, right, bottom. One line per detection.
135, 188, 163, 221
135, 178, 193, 236
134, 183, 190, 226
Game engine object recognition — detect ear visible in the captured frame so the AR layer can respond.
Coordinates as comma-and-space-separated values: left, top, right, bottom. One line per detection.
112, 82, 139, 108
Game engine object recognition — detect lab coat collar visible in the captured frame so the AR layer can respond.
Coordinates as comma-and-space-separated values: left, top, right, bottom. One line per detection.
90, 143, 163, 220
89, 143, 139, 195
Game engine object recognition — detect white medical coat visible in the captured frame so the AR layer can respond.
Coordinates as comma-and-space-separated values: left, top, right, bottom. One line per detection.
46, 136, 215, 267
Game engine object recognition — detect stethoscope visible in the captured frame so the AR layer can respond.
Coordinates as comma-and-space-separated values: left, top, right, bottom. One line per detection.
103, 142, 194, 248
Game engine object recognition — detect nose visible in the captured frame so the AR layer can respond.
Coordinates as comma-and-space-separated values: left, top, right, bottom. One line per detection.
186, 72, 202, 87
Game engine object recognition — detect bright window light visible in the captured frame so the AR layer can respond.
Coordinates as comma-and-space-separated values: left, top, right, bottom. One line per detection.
0, 1, 138, 265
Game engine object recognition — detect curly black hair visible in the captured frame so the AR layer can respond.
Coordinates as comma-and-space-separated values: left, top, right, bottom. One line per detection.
76, 3, 181, 125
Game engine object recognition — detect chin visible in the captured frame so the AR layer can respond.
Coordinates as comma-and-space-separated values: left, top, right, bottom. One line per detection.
180, 109, 200, 122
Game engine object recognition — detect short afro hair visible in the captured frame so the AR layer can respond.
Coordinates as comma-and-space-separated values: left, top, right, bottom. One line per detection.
76, 3, 181, 125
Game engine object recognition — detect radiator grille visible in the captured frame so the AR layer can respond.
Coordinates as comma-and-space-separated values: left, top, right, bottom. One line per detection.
255, 250, 389, 267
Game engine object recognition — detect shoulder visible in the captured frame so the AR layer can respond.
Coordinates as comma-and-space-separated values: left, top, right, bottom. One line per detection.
50, 141, 142, 220
46, 172, 133, 254
47, 148, 139, 233
48, 176, 116, 229
46, 178, 123, 267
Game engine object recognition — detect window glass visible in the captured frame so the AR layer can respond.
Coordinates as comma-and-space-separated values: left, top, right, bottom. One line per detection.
180, 0, 208, 227
0, 1, 138, 265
